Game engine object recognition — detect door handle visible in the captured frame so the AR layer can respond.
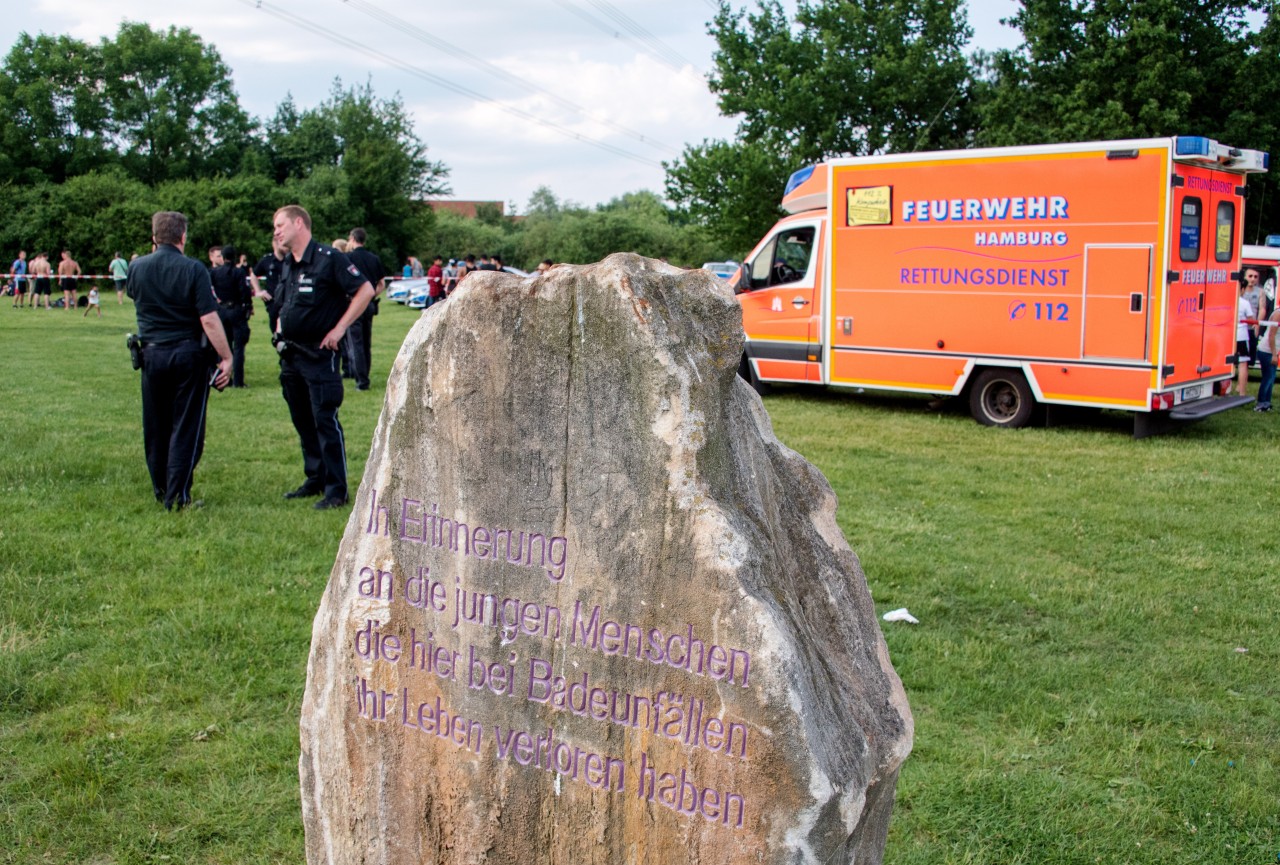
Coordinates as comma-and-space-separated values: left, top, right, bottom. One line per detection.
791, 296, 810, 309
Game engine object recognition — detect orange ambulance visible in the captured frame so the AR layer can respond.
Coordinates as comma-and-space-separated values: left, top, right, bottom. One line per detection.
734, 136, 1269, 436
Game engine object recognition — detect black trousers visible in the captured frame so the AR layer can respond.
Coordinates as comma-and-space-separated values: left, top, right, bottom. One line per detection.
141, 340, 213, 509
280, 349, 348, 500
218, 307, 250, 387
343, 305, 375, 389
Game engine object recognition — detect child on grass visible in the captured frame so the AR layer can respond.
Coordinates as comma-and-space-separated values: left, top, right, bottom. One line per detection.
83, 285, 101, 318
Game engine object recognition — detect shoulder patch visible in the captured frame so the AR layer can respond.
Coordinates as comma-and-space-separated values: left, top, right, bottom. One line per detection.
348, 265, 361, 277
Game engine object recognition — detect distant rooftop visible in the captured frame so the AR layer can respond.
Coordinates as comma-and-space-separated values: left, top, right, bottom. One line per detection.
425, 200, 505, 219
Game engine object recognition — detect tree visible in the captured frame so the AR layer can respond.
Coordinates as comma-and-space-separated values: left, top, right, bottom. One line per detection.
155, 173, 283, 260
267, 80, 450, 262
101, 22, 253, 184
0, 33, 112, 185
975, 0, 1255, 146
100, 22, 254, 184
976, 0, 1279, 234
524, 186, 563, 218
474, 203, 505, 226
665, 138, 792, 257
1219, 6, 1280, 238
666, 0, 973, 252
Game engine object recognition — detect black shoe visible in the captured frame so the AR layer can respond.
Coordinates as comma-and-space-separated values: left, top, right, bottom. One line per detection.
284, 484, 323, 499
314, 496, 349, 510
356, 384, 370, 391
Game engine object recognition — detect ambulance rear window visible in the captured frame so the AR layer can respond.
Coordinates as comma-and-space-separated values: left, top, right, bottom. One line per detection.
1179, 198, 1202, 263
1215, 201, 1235, 263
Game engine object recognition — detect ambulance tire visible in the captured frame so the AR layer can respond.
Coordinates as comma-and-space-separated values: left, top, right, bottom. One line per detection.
738, 354, 771, 396
970, 369, 1035, 428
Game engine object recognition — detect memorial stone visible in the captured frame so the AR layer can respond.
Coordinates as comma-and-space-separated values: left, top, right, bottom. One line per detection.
299, 253, 913, 864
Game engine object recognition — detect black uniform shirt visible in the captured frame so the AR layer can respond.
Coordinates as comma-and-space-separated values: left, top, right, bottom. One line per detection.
347, 246, 385, 291
253, 254, 280, 294
278, 239, 368, 344
210, 264, 251, 308
254, 253, 283, 317
127, 244, 219, 344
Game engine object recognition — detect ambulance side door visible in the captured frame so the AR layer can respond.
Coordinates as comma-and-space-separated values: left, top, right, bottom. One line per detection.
737, 222, 821, 382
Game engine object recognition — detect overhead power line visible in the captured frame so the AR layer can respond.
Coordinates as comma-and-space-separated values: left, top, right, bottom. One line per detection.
238, 0, 663, 169
339, 0, 678, 154
550, 0, 695, 73
582, 0, 697, 70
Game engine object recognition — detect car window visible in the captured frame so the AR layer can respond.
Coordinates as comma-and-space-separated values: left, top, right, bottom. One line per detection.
772, 228, 815, 285
748, 226, 816, 290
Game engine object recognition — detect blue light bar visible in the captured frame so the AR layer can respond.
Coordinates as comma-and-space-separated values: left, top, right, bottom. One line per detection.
1175, 136, 1213, 157
784, 165, 816, 197
1266, 235, 1280, 248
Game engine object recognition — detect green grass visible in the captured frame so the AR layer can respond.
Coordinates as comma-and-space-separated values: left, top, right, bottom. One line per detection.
1, 298, 1277, 863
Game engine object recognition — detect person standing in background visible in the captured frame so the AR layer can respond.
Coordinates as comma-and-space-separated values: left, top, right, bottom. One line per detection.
442, 258, 458, 295
1256, 299, 1280, 412
10, 250, 27, 308
210, 245, 253, 388
109, 251, 129, 305
1233, 280, 1255, 397
58, 250, 81, 312
344, 227, 386, 391
250, 239, 286, 333
426, 255, 444, 307
30, 252, 52, 309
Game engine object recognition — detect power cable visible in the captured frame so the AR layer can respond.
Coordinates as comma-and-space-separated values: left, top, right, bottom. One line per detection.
339, 0, 677, 154
550, 0, 689, 73
238, 0, 663, 168
581, 0, 697, 70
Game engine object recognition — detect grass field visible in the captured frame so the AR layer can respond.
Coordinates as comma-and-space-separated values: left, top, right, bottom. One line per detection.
1, 294, 1276, 864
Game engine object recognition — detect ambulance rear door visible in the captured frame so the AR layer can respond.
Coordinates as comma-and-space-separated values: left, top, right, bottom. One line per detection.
1164, 160, 1243, 391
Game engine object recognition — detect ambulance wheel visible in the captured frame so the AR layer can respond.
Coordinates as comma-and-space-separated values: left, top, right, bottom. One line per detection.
738, 354, 771, 396
970, 369, 1034, 428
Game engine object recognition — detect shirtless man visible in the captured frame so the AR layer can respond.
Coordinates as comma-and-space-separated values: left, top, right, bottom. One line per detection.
58, 250, 82, 312
30, 252, 53, 309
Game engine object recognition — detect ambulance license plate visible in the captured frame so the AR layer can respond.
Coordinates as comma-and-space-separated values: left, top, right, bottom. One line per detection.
1180, 385, 1203, 402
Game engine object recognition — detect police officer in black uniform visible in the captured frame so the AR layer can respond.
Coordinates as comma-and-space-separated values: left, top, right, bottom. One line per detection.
344, 227, 386, 391
272, 205, 375, 510
127, 210, 233, 510
210, 244, 253, 388
250, 239, 286, 333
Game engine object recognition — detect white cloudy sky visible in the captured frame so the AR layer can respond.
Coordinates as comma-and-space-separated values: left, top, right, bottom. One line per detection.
7, 0, 1022, 210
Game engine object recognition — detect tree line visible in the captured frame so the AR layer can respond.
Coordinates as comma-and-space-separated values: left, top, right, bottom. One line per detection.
667, 0, 1280, 255
0, 21, 729, 275
0, 24, 455, 270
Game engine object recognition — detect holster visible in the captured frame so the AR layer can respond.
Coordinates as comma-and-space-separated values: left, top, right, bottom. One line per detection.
126, 333, 144, 370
